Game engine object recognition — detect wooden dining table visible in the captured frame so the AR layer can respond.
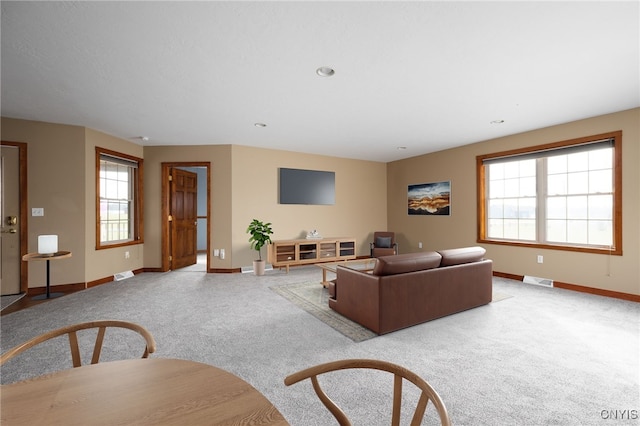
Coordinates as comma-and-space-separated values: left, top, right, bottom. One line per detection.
1, 358, 290, 425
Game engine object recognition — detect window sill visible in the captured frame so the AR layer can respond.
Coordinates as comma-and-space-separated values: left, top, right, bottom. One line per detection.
477, 238, 621, 256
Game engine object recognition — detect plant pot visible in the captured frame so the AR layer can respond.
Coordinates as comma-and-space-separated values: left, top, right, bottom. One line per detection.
253, 260, 266, 276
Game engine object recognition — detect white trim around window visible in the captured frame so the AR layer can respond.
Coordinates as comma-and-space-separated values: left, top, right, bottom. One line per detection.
476, 131, 622, 256
95, 147, 144, 250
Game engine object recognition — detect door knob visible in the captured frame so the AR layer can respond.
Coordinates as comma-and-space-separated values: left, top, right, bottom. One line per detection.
6, 216, 17, 226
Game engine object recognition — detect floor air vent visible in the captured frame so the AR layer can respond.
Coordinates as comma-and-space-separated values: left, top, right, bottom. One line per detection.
114, 271, 134, 281
523, 275, 554, 287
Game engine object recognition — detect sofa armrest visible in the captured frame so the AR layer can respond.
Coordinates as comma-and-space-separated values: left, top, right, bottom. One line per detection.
331, 266, 381, 333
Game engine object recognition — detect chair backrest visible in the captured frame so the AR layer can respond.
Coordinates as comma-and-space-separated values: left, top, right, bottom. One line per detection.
284, 359, 451, 426
373, 231, 396, 247
0, 320, 156, 368
372, 232, 398, 257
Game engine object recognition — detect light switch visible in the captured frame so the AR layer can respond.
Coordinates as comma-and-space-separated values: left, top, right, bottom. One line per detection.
32, 208, 44, 216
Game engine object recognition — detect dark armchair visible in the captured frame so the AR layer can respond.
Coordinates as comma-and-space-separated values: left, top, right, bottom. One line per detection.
370, 231, 398, 257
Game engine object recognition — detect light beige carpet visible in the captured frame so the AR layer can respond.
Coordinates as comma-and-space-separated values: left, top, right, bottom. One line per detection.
271, 281, 512, 342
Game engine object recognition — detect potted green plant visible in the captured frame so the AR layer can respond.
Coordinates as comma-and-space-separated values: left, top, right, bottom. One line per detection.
246, 219, 273, 275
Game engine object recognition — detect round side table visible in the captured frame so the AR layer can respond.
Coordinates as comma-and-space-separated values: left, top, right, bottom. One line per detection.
22, 251, 72, 300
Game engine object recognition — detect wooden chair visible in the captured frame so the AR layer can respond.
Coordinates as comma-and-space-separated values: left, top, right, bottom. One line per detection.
0, 320, 156, 368
284, 358, 451, 426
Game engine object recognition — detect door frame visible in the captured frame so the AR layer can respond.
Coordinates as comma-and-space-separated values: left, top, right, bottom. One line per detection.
1, 141, 28, 293
161, 162, 210, 272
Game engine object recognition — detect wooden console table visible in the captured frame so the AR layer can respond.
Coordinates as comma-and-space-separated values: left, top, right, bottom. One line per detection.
22, 251, 72, 300
268, 238, 356, 273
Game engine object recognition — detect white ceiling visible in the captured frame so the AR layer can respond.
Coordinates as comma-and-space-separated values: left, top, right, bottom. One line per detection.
2, 1, 638, 163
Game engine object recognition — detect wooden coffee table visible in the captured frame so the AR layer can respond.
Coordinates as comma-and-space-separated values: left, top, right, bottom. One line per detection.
316, 258, 377, 287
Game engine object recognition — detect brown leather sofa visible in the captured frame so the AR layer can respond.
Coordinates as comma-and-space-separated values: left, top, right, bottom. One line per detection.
328, 247, 492, 334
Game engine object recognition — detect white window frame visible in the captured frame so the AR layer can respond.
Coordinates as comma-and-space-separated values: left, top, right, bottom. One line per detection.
96, 147, 143, 249
476, 131, 622, 255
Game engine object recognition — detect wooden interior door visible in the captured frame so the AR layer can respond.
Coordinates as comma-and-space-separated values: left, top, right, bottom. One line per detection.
170, 168, 198, 269
1, 145, 21, 295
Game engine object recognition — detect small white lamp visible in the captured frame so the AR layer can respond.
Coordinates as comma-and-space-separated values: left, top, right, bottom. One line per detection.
38, 235, 58, 256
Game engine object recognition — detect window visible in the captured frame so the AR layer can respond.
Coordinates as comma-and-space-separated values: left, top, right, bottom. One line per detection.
96, 148, 143, 249
477, 131, 622, 255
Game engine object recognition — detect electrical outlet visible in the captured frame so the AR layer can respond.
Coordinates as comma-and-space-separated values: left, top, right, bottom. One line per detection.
125, 251, 130, 259
537, 255, 543, 264
219, 249, 225, 259
418, 242, 423, 249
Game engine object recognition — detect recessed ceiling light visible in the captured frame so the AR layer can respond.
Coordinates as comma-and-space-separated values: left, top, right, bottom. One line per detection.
397, 146, 407, 150
316, 66, 335, 77
254, 123, 267, 128
141, 136, 150, 142
490, 120, 505, 124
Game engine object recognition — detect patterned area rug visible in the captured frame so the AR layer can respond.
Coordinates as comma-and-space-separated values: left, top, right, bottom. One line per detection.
271, 282, 378, 342
271, 282, 513, 342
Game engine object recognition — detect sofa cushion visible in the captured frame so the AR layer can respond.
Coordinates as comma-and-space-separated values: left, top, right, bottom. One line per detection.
438, 246, 486, 267
372, 252, 442, 276
375, 236, 392, 248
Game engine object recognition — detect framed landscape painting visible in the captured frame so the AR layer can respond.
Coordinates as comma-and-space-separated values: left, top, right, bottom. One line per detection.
408, 181, 451, 216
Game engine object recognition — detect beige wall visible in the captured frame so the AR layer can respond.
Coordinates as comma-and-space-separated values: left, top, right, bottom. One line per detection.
84, 128, 144, 282
4, 109, 637, 296
142, 145, 232, 270
142, 144, 387, 270
231, 145, 387, 268
1, 118, 86, 287
1, 117, 386, 287
1, 118, 146, 286
388, 108, 640, 295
